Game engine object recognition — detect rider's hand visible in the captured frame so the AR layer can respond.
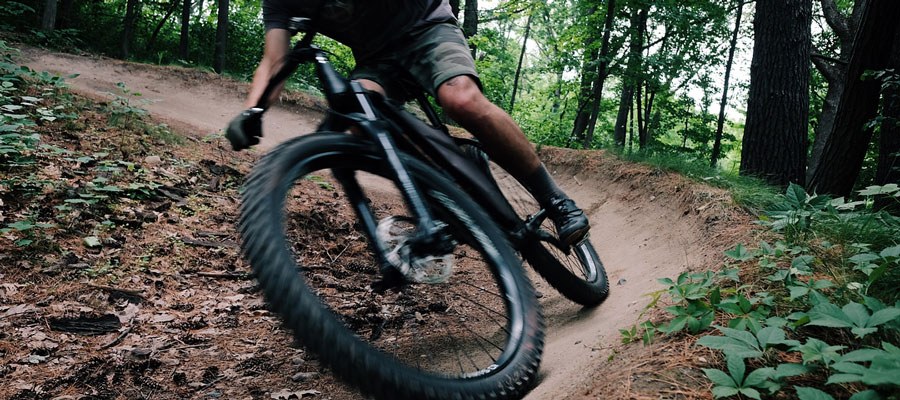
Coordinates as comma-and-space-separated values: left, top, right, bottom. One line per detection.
225, 108, 264, 151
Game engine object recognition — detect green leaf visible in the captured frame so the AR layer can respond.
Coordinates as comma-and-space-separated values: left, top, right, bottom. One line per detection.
711, 386, 740, 398
848, 390, 882, 400
859, 184, 900, 196
849, 253, 880, 265
827, 373, 863, 385
851, 327, 878, 338
727, 354, 746, 385
725, 243, 754, 261
860, 353, 900, 386
795, 387, 834, 400
808, 303, 853, 328
703, 368, 736, 387
789, 286, 810, 300
867, 308, 900, 327
841, 349, 888, 363
791, 255, 815, 271
785, 183, 808, 207
880, 245, 900, 259
832, 361, 869, 375
755, 327, 787, 348
696, 329, 764, 359
742, 367, 774, 387
843, 302, 870, 328
738, 387, 761, 400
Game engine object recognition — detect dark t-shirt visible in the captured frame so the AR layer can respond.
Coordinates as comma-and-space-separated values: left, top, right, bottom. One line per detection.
262, 0, 455, 59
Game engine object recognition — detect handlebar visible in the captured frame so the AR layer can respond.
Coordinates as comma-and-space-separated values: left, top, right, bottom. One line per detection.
252, 17, 353, 113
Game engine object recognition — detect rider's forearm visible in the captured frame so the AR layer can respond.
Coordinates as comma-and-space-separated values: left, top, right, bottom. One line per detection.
244, 29, 291, 109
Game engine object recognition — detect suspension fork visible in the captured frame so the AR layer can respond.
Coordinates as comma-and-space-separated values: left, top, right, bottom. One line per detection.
330, 82, 447, 284
345, 82, 442, 237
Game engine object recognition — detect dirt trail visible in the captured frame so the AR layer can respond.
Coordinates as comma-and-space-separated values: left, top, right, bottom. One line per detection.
19, 48, 749, 399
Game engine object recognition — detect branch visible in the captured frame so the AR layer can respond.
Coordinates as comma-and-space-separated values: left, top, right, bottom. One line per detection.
810, 51, 844, 84
820, 0, 850, 41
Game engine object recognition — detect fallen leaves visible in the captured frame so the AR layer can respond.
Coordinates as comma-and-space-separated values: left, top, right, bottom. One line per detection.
271, 388, 322, 399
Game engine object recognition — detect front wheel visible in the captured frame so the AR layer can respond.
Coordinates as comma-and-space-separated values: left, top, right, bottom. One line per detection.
239, 133, 544, 400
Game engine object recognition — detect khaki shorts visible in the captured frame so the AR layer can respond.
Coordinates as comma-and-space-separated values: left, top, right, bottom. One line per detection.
351, 22, 480, 102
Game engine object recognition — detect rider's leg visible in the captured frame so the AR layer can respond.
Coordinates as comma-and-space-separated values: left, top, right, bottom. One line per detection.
437, 75, 590, 246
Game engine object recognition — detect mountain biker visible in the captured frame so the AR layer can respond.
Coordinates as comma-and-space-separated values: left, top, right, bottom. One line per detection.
226, 0, 590, 246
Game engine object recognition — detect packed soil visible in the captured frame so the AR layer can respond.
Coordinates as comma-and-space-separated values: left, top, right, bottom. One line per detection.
1, 46, 757, 399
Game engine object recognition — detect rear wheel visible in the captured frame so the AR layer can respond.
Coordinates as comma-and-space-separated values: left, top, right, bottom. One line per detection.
461, 143, 609, 307
239, 133, 544, 400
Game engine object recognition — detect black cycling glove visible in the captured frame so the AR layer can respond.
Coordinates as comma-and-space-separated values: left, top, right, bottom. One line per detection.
225, 108, 264, 151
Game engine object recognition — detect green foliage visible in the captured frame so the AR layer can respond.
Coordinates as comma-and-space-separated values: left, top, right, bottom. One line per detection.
829, 342, 900, 388
697, 326, 799, 359
806, 301, 900, 339
630, 180, 900, 399
759, 183, 834, 240
105, 81, 148, 127
702, 353, 808, 399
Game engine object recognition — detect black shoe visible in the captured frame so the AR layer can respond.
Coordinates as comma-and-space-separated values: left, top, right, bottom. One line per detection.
546, 195, 590, 246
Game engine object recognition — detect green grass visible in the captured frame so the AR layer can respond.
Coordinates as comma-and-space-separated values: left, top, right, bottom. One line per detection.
617, 149, 781, 212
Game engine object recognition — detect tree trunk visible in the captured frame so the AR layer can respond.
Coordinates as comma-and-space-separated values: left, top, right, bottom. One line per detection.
710, 0, 745, 167
509, 11, 532, 113
579, 0, 617, 149
450, 0, 460, 18
739, 0, 812, 187
636, 82, 645, 148
875, 29, 900, 187
42, 0, 58, 32
463, 0, 478, 57
613, 5, 648, 147
121, 0, 141, 58
806, 0, 865, 185
807, 0, 900, 196
147, 0, 180, 53
179, 0, 191, 59
213, 0, 228, 74
639, 84, 656, 148
56, 0, 75, 29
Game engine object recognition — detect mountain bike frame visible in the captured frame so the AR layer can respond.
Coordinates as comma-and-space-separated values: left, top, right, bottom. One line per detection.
255, 18, 556, 283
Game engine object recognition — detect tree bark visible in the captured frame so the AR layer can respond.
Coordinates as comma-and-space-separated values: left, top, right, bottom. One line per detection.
579, 0, 617, 149
56, 0, 75, 29
463, 0, 478, 57
213, 0, 229, 74
710, 0, 744, 167
41, 0, 58, 32
806, 0, 865, 185
613, 4, 648, 147
874, 25, 900, 187
121, 0, 141, 58
509, 11, 533, 113
807, 0, 900, 195
739, 0, 812, 187
147, 0, 180, 53
179, 0, 191, 59
450, 0, 460, 18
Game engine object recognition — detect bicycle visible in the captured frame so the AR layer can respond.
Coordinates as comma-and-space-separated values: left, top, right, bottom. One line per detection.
230, 18, 609, 400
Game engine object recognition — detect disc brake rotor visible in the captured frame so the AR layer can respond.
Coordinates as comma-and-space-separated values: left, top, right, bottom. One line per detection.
375, 216, 455, 284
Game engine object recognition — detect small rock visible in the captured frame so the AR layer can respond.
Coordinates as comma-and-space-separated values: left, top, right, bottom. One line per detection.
617, 278, 627, 286
131, 348, 152, 358
144, 155, 163, 165
291, 356, 306, 366
291, 372, 319, 382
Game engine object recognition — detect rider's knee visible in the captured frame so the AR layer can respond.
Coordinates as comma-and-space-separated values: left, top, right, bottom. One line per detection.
438, 76, 487, 120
